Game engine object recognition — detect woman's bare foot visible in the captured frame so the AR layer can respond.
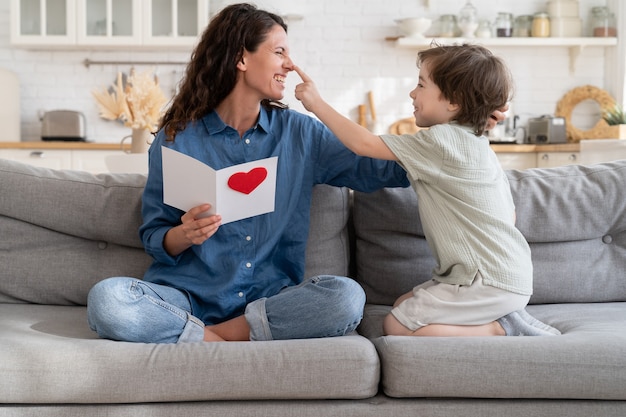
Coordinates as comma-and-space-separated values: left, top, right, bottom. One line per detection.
202, 315, 250, 341
203, 327, 225, 342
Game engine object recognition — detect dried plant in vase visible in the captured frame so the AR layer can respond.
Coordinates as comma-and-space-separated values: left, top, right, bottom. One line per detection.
92, 68, 168, 152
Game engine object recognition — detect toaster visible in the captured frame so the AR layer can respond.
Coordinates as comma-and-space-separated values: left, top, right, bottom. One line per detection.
527, 115, 567, 144
41, 110, 87, 141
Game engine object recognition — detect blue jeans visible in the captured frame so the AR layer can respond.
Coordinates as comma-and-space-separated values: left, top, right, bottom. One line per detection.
87, 275, 365, 343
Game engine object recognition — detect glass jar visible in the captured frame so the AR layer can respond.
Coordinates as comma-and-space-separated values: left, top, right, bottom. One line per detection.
591, 6, 617, 37
439, 14, 459, 37
458, 1, 478, 38
531, 12, 550, 37
495, 12, 513, 37
475, 19, 492, 38
513, 15, 533, 37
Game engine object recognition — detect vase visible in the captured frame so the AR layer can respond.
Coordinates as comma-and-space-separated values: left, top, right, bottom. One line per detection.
599, 124, 626, 140
121, 128, 152, 153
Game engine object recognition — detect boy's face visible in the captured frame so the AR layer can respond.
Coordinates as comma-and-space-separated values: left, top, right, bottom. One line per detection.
409, 61, 459, 128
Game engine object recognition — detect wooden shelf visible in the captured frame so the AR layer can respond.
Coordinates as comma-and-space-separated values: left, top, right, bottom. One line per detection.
391, 36, 617, 48
389, 36, 618, 73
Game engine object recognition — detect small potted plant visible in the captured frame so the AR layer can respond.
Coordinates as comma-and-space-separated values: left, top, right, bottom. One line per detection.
602, 103, 626, 139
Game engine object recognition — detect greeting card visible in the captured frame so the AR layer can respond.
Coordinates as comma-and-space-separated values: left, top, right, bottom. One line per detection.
162, 146, 278, 224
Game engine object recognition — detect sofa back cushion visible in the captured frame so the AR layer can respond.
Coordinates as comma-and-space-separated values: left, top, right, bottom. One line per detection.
353, 160, 626, 305
0, 159, 351, 305
0, 159, 151, 305
304, 184, 352, 279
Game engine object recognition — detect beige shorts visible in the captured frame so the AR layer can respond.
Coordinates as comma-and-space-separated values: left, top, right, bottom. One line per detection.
391, 273, 530, 331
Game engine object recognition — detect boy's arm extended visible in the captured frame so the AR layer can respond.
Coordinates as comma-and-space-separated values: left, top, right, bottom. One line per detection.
294, 66, 398, 161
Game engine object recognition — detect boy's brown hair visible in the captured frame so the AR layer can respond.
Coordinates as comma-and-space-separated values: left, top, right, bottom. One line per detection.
417, 43, 513, 136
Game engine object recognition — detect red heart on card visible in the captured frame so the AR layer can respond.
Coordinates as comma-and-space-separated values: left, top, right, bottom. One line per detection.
227, 167, 268, 195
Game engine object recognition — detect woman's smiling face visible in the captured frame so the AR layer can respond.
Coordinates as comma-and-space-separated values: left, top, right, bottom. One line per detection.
239, 24, 295, 102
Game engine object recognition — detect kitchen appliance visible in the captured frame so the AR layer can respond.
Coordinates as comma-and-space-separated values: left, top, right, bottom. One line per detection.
527, 115, 567, 144
488, 109, 524, 144
0, 67, 20, 142
41, 110, 86, 141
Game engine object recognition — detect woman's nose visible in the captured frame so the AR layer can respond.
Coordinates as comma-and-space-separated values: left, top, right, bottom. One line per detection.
284, 55, 295, 71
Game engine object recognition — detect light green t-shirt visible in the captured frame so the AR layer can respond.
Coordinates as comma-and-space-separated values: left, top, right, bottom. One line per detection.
381, 123, 533, 295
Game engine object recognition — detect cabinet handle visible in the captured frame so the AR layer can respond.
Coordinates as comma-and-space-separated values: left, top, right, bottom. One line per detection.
541, 154, 549, 160
569, 154, 577, 161
29, 151, 44, 158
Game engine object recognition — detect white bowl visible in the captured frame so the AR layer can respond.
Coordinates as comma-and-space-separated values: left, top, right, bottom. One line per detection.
395, 17, 432, 38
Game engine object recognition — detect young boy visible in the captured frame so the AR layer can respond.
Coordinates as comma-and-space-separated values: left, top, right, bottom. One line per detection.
294, 44, 560, 337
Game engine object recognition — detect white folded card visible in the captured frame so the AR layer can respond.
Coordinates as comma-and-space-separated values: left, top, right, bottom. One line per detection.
162, 146, 278, 224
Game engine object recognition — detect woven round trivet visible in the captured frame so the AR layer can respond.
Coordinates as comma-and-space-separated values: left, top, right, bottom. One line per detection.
555, 85, 616, 142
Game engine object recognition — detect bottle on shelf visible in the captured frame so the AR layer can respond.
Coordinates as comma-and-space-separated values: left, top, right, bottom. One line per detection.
438, 14, 459, 37
495, 12, 513, 37
531, 12, 551, 37
458, 1, 478, 38
513, 15, 533, 37
475, 19, 492, 38
591, 6, 617, 37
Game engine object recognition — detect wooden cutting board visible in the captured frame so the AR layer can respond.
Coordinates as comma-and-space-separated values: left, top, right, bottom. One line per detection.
0, 68, 20, 142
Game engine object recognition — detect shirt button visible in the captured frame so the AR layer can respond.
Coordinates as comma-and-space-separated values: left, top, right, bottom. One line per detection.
238, 292, 244, 298
246, 262, 252, 268
246, 235, 252, 241
245, 138, 251, 144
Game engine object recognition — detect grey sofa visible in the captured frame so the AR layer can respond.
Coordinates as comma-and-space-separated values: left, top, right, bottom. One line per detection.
1, 157, 625, 417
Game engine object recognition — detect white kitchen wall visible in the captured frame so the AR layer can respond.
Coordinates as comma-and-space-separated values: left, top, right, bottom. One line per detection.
0, 0, 618, 143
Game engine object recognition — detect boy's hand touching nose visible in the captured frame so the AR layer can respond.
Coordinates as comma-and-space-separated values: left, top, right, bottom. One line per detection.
293, 66, 322, 113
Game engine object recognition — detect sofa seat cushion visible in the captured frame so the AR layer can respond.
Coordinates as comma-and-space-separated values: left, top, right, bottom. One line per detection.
359, 303, 626, 400
0, 304, 380, 404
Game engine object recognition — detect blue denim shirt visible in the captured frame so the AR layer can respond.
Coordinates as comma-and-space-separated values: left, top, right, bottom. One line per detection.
140, 107, 408, 325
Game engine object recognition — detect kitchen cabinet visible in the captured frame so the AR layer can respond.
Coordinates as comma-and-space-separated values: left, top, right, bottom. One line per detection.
0, 143, 132, 173
495, 152, 536, 170
0, 149, 73, 170
10, 0, 209, 49
536, 151, 579, 168
491, 144, 582, 170
143, 0, 210, 46
76, 0, 142, 46
10, 0, 77, 45
71, 149, 125, 173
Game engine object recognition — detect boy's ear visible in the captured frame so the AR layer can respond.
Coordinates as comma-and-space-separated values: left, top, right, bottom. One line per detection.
447, 102, 460, 113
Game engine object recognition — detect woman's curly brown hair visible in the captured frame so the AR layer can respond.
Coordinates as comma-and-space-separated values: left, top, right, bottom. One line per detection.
160, 3, 287, 141
418, 43, 513, 136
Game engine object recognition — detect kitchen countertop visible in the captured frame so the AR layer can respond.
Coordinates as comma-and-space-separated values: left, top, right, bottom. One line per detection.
489, 143, 580, 153
0, 141, 129, 151
0, 142, 581, 153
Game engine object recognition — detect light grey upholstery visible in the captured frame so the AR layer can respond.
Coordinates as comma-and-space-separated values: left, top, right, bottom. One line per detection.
1, 158, 625, 416
352, 161, 626, 401
353, 161, 626, 305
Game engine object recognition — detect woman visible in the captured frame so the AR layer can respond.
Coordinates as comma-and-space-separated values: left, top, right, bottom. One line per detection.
87, 3, 409, 343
